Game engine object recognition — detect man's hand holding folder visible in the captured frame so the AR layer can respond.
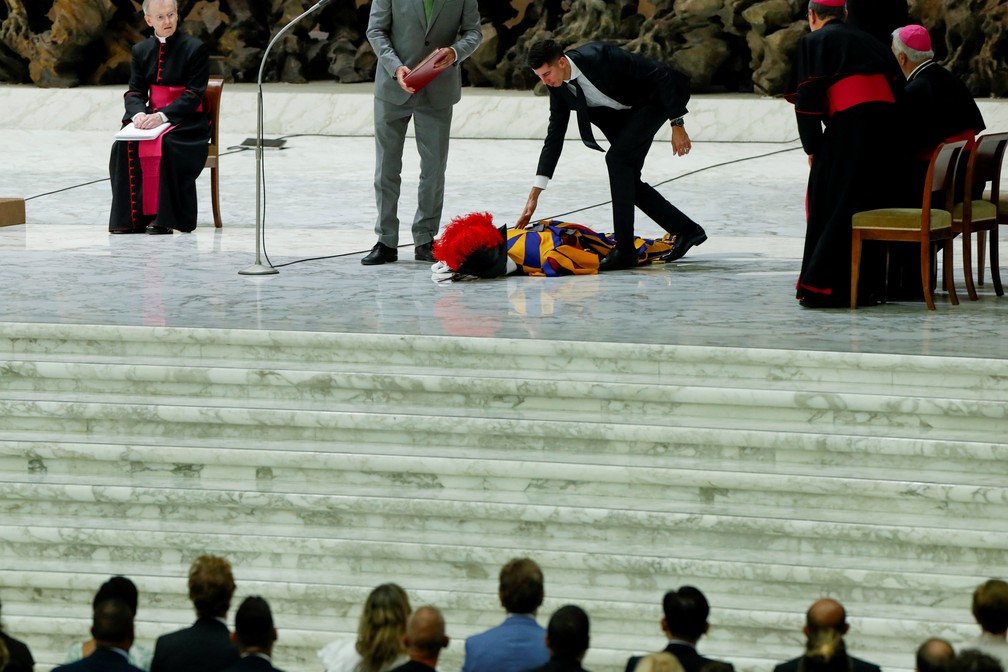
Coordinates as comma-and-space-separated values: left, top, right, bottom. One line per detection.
396, 47, 456, 94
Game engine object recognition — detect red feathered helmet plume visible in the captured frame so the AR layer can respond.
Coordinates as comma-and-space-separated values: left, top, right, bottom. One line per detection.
434, 212, 509, 278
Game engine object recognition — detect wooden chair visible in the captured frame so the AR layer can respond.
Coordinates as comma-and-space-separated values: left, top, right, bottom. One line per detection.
952, 132, 1007, 299
850, 140, 966, 310
975, 135, 1008, 293
204, 77, 224, 228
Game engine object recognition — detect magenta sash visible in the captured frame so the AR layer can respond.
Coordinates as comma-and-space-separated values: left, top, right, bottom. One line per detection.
137, 85, 202, 215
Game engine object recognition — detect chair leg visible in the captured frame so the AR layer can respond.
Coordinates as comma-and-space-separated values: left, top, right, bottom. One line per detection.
991, 228, 1003, 296
922, 240, 936, 310
850, 233, 862, 309
211, 166, 222, 228
977, 230, 986, 286
943, 238, 959, 306
962, 226, 978, 300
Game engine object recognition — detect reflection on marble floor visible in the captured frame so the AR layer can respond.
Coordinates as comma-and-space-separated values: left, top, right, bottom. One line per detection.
1, 129, 1007, 358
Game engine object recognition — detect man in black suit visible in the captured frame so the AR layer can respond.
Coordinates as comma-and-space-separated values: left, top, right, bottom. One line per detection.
526, 604, 593, 672
625, 586, 734, 672
52, 599, 144, 672
773, 598, 881, 672
221, 596, 284, 672
518, 39, 707, 271
150, 555, 240, 672
389, 605, 450, 672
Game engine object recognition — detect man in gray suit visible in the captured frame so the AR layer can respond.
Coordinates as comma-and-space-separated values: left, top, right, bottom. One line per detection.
362, 0, 482, 265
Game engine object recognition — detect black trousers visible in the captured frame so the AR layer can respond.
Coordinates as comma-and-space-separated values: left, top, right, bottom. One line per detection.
591, 103, 698, 251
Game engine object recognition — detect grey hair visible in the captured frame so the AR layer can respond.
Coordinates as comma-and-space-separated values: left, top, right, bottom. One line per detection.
143, 0, 179, 15
891, 28, 934, 62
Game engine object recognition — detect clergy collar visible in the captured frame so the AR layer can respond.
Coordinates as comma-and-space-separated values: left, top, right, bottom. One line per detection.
908, 59, 935, 81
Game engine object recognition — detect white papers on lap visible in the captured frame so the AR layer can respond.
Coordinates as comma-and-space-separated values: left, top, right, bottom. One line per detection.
114, 121, 172, 141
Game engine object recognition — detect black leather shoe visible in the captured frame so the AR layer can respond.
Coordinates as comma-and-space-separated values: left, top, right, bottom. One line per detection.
146, 224, 173, 235
110, 228, 145, 234
598, 247, 638, 272
798, 293, 846, 308
669, 226, 707, 261
415, 242, 435, 262
362, 242, 398, 265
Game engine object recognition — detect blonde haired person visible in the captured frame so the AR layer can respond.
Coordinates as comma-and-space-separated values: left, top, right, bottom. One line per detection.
318, 584, 411, 672
635, 653, 686, 672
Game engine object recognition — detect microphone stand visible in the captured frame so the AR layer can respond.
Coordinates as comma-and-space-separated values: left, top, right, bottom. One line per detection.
239, 0, 331, 276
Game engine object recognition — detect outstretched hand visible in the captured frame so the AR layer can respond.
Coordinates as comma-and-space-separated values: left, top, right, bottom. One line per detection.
516, 187, 543, 229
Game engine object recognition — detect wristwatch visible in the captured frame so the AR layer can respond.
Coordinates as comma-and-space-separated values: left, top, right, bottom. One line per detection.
670, 117, 685, 127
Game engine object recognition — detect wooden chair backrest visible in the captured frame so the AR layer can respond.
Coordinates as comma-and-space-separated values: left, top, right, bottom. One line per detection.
926, 139, 967, 215
204, 77, 224, 152
970, 132, 1008, 203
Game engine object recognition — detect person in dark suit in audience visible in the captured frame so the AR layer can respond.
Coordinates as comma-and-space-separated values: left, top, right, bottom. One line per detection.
625, 586, 734, 672
963, 580, 1008, 669
773, 598, 881, 672
221, 597, 283, 672
150, 555, 240, 672
52, 599, 144, 672
388, 606, 449, 672
0, 596, 34, 672
525, 605, 593, 672
462, 557, 549, 672
917, 638, 956, 672
518, 38, 706, 271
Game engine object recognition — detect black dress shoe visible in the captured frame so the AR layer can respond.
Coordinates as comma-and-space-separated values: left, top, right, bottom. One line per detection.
598, 247, 638, 272
110, 228, 146, 234
669, 226, 707, 261
146, 224, 173, 235
798, 293, 846, 308
415, 241, 435, 262
362, 242, 398, 265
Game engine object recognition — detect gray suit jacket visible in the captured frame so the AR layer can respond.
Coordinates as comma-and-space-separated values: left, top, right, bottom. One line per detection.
367, 0, 482, 107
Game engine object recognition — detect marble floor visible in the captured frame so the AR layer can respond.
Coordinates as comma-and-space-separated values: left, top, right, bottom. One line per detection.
1, 116, 1007, 358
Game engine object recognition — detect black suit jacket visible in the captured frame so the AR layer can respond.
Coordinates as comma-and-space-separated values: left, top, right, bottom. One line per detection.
536, 42, 690, 179
390, 660, 438, 672
625, 642, 735, 672
52, 646, 145, 672
150, 617, 240, 672
526, 657, 590, 672
221, 653, 285, 672
773, 654, 882, 672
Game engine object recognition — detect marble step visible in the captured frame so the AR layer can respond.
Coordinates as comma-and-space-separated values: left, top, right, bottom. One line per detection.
4, 323, 1008, 397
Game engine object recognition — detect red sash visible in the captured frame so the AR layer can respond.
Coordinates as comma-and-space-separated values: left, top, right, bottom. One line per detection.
137, 85, 203, 215
825, 74, 895, 118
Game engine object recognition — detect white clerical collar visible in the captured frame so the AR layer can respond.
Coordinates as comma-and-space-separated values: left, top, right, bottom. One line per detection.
908, 59, 934, 81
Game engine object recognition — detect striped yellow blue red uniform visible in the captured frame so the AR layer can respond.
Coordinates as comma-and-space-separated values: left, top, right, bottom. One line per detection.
505, 220, 677, 276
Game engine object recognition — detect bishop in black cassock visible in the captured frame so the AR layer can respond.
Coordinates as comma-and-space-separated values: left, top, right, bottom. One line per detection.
109, 0, 209, 235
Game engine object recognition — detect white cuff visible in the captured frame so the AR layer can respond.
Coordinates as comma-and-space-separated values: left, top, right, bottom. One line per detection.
533, 175, 550, 190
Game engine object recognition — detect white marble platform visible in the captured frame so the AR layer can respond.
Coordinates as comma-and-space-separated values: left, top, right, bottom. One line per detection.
1, 85, 1008, 672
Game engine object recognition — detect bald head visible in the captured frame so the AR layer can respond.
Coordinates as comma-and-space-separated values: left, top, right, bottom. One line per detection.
806, 599, 848, 635
916, 638, 955, 672
404, 605, 449, 660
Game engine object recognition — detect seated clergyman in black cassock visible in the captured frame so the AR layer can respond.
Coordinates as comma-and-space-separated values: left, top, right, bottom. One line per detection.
109, 0, 210, 235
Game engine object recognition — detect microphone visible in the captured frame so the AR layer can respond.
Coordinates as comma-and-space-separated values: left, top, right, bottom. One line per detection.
239, 0, 333, 275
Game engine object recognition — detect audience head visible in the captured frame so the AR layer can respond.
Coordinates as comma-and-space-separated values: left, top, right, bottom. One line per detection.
187, 555, 235, 619
804, 598, 849, 636
356, 583, 412, 672
972, 579, 1008, 636
499, 558, 545, 615
953, 650, 1005, 672
91, 598, 135, 649
636, 652, 686, 672
807, 0, 846, 27
233, 596, 276, 653
916, 638, 955, 672
94, 576, 140, 615
0, 636, 9, 672
662, 586, 710, 644
403, 606, 449, 662
546, 605, 590, 662
802, 628, 850, 672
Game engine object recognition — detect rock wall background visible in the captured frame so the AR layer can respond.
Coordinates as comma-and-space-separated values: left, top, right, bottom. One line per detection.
0, 0, 1004, 96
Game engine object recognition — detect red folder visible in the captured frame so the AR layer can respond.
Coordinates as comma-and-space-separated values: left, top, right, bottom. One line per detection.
403, 50, 447, 92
